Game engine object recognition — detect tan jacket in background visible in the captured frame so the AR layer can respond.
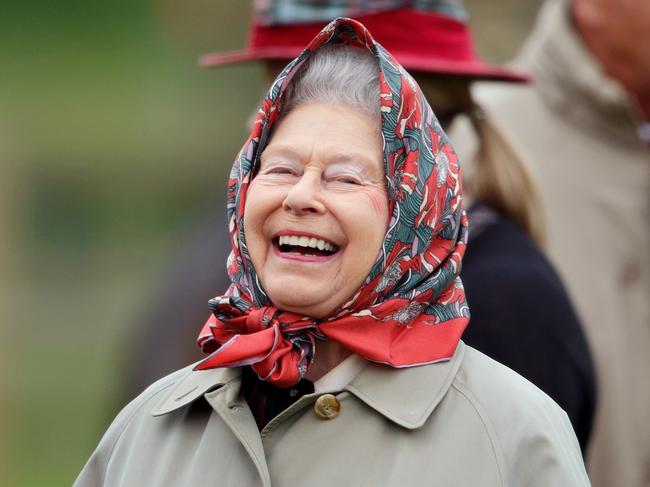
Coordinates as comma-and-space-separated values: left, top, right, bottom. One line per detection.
74, 342, 589, 486
472, 1, 650, 486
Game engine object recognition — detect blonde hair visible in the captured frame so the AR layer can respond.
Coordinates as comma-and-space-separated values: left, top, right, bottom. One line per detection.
415, 71, 546, 247
466, 108, 546, 248
279, 54, 546, 246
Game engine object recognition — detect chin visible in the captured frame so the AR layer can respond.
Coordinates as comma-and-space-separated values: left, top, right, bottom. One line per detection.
266, 285, 334, 318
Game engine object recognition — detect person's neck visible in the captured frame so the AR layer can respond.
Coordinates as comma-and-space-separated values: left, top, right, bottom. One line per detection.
304, 340, 352, 383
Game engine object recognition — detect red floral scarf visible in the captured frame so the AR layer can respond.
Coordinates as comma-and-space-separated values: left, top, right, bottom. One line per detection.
195, 18, 469, 387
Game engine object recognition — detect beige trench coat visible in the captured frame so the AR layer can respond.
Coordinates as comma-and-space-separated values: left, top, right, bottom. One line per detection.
74, 342, 589, 486
470, 1, 650, 486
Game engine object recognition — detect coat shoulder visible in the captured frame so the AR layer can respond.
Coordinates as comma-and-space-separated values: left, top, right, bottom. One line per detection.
450, 346, 590, 486
72, 363, 196, 486
113, 363, 196, 428
454, 345, 567, 423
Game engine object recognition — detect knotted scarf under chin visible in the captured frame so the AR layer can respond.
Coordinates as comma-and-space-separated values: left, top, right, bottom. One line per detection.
196, 301, 318, 388
195, 288, 469, 388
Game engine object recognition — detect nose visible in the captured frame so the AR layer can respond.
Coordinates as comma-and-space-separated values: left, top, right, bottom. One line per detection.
282, 172, 326, 216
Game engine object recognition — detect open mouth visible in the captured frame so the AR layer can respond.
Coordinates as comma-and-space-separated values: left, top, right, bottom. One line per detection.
273, 234, 340, 258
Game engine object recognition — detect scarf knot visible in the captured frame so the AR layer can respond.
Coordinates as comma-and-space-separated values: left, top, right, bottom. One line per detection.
196, 303, 318, 388
245, 308, 274, 333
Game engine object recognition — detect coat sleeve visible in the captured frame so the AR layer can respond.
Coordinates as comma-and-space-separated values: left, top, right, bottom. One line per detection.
73, 406, 133, 486
507, 399, 592, 486
461, 218, 596, 452
72, 380, 176, 486
454, 348, 591, 487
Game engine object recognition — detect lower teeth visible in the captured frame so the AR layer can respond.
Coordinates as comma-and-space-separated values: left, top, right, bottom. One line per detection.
279, 243, 332, 256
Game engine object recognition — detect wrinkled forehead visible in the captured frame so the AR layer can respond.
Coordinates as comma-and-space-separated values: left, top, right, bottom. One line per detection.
259, 102, 385, 179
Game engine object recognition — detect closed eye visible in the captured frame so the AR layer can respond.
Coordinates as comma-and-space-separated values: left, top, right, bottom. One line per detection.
335, 176, 362, 185
260, 164, 301, 177
269, 167, 296, 175
323, 161, 369, 186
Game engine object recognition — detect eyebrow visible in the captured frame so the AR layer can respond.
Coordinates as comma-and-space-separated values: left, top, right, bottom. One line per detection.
326, 151, 377, 168
261, 144, 382, 176
260, 144, 302, 163
325, 151, 384, 182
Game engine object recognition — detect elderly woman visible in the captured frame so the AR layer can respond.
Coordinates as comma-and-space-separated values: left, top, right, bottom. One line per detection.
75, 19, 589, 486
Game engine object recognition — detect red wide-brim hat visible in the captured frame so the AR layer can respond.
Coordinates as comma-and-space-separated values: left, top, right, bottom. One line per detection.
200, 8, 529, 83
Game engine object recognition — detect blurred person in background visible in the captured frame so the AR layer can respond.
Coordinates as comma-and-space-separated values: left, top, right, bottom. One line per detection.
75, 18, 590, 486
124, 0, 595, 452
471, 0, 650, 485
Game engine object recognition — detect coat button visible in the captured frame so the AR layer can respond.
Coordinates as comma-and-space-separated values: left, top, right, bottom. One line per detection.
314, 394, 340, 420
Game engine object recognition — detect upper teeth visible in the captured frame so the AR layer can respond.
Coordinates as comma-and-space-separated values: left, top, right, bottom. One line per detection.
278, 235, 336, 252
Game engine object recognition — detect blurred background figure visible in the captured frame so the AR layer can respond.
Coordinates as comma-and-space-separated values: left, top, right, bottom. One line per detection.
124, 0, 596, 453
472, 0, 650, 486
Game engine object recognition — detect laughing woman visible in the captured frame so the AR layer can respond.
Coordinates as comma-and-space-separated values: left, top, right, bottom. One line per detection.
74, 19, 590, 487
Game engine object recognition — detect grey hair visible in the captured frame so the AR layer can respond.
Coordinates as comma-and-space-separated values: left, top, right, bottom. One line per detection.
281, 44, 380, 122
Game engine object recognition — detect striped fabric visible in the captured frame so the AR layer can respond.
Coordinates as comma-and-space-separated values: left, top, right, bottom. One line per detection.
255, 0, 468, 25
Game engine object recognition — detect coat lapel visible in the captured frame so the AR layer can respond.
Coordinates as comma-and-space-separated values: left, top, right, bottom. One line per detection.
345, 341, 466, 429
151, 362, 239, 416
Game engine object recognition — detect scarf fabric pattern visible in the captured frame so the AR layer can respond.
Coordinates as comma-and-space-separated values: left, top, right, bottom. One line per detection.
196, 18, 470, 387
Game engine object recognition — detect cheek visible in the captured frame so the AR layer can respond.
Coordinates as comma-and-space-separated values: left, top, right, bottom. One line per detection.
358, 188, 390, 241
340, 188, 389, 248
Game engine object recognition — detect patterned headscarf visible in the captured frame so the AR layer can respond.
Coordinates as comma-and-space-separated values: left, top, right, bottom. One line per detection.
196, 18, 469, 387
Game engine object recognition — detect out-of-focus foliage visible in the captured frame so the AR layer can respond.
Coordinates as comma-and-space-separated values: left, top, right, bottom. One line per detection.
1, 1, 260, 485
0, 1, 540, 485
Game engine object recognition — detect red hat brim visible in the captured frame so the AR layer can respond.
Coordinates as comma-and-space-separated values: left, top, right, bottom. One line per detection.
199, 47, 529, 83
199, 9, 530, 83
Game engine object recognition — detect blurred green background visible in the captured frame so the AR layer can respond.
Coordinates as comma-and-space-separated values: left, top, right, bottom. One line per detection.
0, 1, 541, 485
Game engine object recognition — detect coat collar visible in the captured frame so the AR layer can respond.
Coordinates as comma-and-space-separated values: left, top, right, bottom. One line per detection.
151, 363, 241, 416
346, 341, 465, 429
152, 341, 466, 429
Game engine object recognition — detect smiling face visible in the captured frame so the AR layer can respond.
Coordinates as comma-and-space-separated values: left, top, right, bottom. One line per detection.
244, 102, 389, 318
